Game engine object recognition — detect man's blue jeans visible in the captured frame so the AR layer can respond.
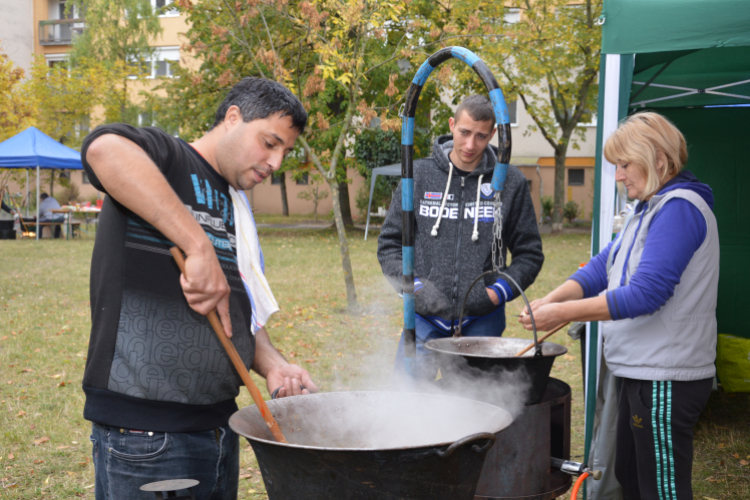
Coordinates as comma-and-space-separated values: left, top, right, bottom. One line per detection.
90, 422, 239, 500
394, 306, 506, 381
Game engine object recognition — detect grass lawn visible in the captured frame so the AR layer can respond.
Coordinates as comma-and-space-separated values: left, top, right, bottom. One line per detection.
1, 227, 747, 499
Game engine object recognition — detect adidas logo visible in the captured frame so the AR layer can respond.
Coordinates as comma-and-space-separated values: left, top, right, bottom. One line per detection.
632, 415, 643, 428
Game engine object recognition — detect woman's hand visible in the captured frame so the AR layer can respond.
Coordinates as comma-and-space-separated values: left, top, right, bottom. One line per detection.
521, 296, 553, 316
519, 303, 567, 332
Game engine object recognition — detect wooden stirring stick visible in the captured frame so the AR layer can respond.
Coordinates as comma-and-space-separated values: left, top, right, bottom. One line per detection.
170, 246, 287, 443
514, 322, 570, 357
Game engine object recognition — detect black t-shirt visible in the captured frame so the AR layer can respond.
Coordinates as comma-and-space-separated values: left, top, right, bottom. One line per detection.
80, 124, 255, 432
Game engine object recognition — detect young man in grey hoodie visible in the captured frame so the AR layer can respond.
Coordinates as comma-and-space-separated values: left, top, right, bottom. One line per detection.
378, 95, 544, 378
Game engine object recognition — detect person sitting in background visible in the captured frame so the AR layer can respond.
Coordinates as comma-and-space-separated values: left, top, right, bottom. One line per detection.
38, 192, 64, 238
1, 199, 14, 215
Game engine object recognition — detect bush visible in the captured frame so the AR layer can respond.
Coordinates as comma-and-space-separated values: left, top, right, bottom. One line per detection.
563, 200, 581, 224
541, 196, 554, 220
353, 129, 401, 214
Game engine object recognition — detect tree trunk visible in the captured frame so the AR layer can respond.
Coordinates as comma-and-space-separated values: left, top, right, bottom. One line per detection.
49, 171, 54, 197
329, 180, 358, 310
279, 171, 289, 216
551, 148, 567, 234
338, 176, 354, 227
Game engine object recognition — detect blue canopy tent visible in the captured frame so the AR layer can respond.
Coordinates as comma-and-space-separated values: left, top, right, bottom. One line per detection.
0, 127, 83, 240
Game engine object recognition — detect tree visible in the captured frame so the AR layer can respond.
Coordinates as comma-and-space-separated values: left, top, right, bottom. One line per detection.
24, 55, 112, 196
408, 0, 602, 233
0, 48, 34, 142
461, 0, 602, 233
68, 0, 162, 124
156, 0, 424, 310
297, 173, 329, 222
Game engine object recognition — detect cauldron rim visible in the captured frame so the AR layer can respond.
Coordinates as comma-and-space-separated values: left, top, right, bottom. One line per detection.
229, 390, 513, 452
424, 336, 568, 359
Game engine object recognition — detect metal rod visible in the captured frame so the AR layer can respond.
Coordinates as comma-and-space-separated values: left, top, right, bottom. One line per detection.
630, 60, 672, 102
400, 46, 512, 373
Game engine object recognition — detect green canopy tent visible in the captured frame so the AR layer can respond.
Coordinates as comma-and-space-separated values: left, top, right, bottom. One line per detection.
585, 1, 750, 497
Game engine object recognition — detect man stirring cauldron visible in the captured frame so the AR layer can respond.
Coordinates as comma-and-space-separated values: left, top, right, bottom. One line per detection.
378, 95, 544, 380
80, 78, 318, 499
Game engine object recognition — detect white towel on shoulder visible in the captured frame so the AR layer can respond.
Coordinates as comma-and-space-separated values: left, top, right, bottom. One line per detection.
229, 187, 279, 334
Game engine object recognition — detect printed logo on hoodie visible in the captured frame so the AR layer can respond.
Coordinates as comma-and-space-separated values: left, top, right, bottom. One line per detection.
480, 183, 495, 199
425, 192, 454, 201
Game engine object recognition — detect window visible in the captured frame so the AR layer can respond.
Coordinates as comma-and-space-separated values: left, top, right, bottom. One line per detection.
138, 111, 155, 127
150, 47, 179, 78
296, 173, 309, 186
151, 0, 179, 17
128, 47, 179, 79
568, 169, 585, 186
271, 173, 282, 185
46, 54, 68, 69
82, 172, 91, 185
504, 8, 520, 24
508, 100, 518, 126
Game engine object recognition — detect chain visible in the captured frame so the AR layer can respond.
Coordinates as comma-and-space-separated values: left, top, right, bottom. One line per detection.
491, 191, 504, 272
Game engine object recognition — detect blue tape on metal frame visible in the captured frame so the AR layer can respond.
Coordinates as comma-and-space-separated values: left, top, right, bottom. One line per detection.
412, 62, 435, 86
404, 293, 415, 329
401, 117, 415, 146
402, 246, 414, 276
451, 46, 480, 67
491, 163, 509, 191
489, 88, 510, 125
401, 178, 413, 211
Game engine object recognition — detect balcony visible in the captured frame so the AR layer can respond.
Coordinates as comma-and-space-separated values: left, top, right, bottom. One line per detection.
39, 19, 85, 46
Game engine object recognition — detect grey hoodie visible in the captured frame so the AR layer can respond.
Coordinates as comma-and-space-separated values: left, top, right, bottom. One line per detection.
378, 134, 543, 325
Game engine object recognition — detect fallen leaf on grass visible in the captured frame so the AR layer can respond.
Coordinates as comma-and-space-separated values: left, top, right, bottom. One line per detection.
57, 382, 66, 387
2, 483, 17, 489
732, 453, 739, 458
16, 411, 25, 417
33, 436, 50, 445
33, 460, 44, 464
717, 443, 725, 448
56, 446, 70, 450
50, 374, 62, 379
7, 454, 13, 460
20, 368, 34, 373
248, 489, 257, 494
304, 359, 317, 363
240, 474, 252, 479
703, 497, 719, 500
741, 460, 749, 466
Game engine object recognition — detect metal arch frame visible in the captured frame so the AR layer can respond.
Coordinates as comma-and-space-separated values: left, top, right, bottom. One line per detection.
400, 46, 512, 374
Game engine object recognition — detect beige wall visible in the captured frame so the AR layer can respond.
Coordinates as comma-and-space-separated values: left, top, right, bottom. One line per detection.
518, 163, 595, 222
0, 0, 34, 73
247, 169, 368, 219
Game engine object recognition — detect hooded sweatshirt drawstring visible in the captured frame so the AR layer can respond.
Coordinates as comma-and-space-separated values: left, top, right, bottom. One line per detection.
432, 161, 484, 242
431, 161, 454, 236
472, 174, 484, 241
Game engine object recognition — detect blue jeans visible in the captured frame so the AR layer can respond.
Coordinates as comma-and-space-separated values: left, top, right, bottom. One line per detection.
90, 422, 239, 500
394, 306, 506, 381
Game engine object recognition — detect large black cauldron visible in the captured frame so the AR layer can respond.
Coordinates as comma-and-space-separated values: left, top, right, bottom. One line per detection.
229, 391, 513, 499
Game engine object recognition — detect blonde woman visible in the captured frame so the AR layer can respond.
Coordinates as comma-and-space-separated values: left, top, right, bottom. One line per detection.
520, 112, 719, 499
